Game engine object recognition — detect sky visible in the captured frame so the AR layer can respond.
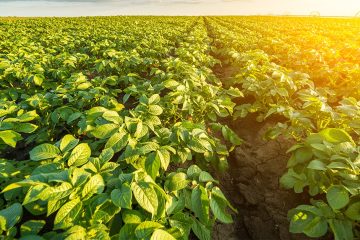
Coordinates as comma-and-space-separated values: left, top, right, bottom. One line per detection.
0, 0, 359, 17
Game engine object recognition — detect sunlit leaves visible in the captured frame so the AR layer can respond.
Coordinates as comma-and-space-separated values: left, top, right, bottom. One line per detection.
0, 130, 22, 148
68, 143, 91, 167
30, 144, 60, 161
0, 16, 242, 240
131, 182, 158, 216
0, 203, 22, 231
54, 198, 82, 230
111, 183, 132, 209
82, 174, 105, 199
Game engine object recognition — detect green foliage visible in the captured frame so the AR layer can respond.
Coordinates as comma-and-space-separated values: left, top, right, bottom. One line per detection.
0, 16, 240, 239
2, 14, 358, 240
281, 129, 360, 239
207, 15, 360, 239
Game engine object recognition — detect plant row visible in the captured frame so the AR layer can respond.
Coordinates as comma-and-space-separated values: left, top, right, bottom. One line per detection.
0, 17, 242, 240
205, 16, 360, 239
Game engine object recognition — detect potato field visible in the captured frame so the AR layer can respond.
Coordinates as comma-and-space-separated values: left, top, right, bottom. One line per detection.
0, 16, 359, 240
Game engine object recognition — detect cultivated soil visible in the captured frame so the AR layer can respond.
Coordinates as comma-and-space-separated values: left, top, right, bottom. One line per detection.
212, 114, 311, 240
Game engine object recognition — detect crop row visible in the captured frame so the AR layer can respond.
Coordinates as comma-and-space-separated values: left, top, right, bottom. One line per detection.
0, 17, 242, 239
1, 15, 359, 240
205, 16, 360, 239
210, 16, 360, 99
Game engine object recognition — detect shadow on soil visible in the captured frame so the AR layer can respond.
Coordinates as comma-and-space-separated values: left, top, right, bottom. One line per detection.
212, 114, 311, 240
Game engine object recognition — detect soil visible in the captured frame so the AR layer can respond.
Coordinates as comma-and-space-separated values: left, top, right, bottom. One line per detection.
212, 114, 312, 240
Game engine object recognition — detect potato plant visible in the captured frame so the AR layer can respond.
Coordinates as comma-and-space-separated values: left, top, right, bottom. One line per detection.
1, 15, 359, 240
206, 16, 360, 240
0, 17, 241, 239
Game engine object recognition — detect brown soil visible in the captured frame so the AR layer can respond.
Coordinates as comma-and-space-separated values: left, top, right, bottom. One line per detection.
212, 114, 311, 240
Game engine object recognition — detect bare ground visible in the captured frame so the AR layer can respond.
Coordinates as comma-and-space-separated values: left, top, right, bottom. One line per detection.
212, 114, 312, 240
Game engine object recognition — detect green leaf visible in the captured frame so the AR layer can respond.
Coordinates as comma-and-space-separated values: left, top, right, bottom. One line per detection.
288, 209, 314, 233
289, 210, 328, 238
77, 82, 92, 90
82, 174, 105, 199
91, 124, 119, 139
165, 173, 189, 192
148, 105, 163, 116
168, 212, 193, 236
17, 110, 38, 122
151, 229, 176, 240
157, 149, 170, 171
14, 123, 38, 133
319, 128, 354, 144
191, 218, 211, 240
54, 198, 82, 230
0, 130, 22, 148
68, 143, 91, 167
328, 219, 353, 240
118, 224, 137, 240
23, 185, 47, 205
145, 152, 160, 180
102, 110, 122, 124
294, 147, 313, 165
139, 142, 159, 155
199, 171, 216, 183
326, 185, 350, 210
307, 160, 326, 170
148, 94, 161, 104
280, 169, 306, 191
164, 80, 179, 89
131, 182, 158, 216
188, 139, 208, 153
71, 168, 91, 187
20, 220, 45, 236
211, 187, 237, 213
210, 196, 233, 224
122, 209, 145, 224
345, 202, 360, 221
41, 182, 73, 201
303, 216, 328, 238
24, 201, 46, 216
100, 162, 118, 173
19, 235, 45, 240
226, 87, 243, 97
47, 199, 66, 217
187, 165, 202, 179
30, 143, 60, 161
60, 135, 79, 152
105, 131, 128, 152
0, 203, 22, 231
134, 121, 143, 138
154, 187, 166, 219
135, 221, 163, 239
111, 183, 132, 209
99, 148, 114, 163
63, 225, 87, 240
67, 112, 82, 124
191, 185, 210, 224
31, 74, 44, 86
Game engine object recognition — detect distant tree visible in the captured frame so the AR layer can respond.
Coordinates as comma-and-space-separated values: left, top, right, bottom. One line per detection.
309, 11, 320, 17
356, 11, 360, 17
